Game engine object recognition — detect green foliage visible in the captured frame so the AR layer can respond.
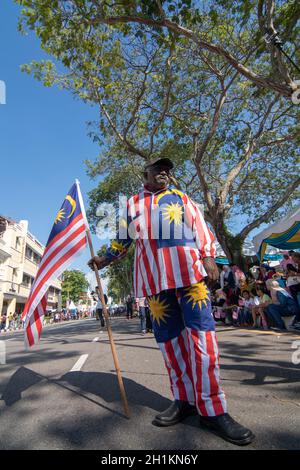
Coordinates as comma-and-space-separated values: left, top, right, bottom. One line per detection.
61, 269, 89, 305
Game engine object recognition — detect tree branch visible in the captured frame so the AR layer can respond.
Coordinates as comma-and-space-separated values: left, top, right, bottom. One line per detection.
219, 94, 280, 205
192, 137, 214, 212
239, 176, 300, 240
85, 14, 294, 97
98, 96, 148, 159
262, 131, 300, 147
148, 44, 174, 155
155, 0, 166, 19
123, 69, 148, 139
195, 70, 239, 164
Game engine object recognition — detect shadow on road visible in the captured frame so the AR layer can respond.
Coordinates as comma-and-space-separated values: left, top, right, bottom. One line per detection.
1, 367, 43, 406
1, 366, 173, 416
60, 370, 171, 413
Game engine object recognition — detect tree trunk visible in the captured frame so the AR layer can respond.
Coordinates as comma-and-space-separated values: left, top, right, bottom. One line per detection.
211, 217, 246, 269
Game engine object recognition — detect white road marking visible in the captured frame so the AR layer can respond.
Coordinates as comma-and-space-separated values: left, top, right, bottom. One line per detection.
70, 354, 89, 372
92, 337, 99, 342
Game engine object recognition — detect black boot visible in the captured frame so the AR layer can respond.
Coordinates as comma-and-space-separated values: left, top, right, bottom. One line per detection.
152, 400, 198, 427
199, 413, 255, 446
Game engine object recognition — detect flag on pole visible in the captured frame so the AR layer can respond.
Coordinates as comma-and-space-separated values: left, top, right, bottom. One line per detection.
21, 181, 88, 348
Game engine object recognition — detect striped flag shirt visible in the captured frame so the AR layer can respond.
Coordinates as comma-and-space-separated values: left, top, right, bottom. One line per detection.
105, 187, 216, 298
21, 181, 87, 347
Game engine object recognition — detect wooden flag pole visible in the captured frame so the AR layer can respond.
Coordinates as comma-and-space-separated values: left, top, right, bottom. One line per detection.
86, 228, 130, 419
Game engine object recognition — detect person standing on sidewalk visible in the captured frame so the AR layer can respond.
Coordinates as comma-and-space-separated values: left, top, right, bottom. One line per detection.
93, 287, 107, 328
88, 157, 255, 446
145, 297, 152, 333
136, 297, 147, 334
126, 294, 134, 319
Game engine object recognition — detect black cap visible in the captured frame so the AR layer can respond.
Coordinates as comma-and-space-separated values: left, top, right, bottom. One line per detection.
144, 157, 174, 171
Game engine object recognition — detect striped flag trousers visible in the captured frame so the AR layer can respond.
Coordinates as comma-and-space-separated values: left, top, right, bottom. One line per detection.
159, 328, 227, 417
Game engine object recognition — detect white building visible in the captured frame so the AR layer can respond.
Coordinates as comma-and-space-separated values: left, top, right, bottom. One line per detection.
0, 215, 61, 321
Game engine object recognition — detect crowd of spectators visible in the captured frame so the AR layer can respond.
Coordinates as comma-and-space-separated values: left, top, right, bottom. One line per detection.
0, 307, 94, 333
211, 250, 300, 332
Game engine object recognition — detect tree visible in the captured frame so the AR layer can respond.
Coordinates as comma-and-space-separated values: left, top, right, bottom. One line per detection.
61, 269, 89, 305
16, 0, 300, 97
17, 1, 300, 263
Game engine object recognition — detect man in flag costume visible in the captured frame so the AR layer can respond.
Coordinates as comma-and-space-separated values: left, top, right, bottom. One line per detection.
89, 158, 254, 446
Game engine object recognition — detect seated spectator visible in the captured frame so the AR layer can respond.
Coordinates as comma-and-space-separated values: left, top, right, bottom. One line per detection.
221, 265, 237, 305
238, 290, 255, 326
249, 265, 260, 281
265, 279, 299, 330
286, 264, 300, 302
280, 253, 294, 272
251, 286, 271, 330
266, 267, 276, 280
220, 265, 235, 288
254, 264, 268, 286
272, 269, 286, 288
212, 289, 227, 323
231, 264, 247, 292
290, 251, 300, 273
245, 270, 257, 292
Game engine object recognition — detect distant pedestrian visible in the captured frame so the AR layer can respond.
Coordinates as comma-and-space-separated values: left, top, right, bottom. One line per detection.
145, 298, 152, 333
136, 297, 147, 333
126, 294, 134, 319
93, 287, 107, 327
1, 314, 7, 331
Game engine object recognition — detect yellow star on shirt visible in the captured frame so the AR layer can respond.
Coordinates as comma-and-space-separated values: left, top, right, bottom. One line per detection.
184, 282, 210, 310
162, 202, 183, 225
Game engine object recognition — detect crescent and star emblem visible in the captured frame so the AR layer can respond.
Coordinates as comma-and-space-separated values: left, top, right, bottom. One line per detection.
54, 195, 77, 224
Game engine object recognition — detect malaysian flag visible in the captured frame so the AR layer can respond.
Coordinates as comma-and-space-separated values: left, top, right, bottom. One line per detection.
21, 181, 88, 347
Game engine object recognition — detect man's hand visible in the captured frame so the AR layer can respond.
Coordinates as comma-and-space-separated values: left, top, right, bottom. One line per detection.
203, 257, 220, 282
88, 255, 110, 271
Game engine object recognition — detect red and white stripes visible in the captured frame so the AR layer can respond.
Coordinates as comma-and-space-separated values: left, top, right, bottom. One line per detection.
159, 329, 227, 417
22, 182, 88, 348
128, 189, 216, 298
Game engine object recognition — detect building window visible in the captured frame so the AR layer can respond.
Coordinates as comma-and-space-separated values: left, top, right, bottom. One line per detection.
22, 273, 34, 287
33, 252, 41, 265
25, 245, 33, 261
26, 245, 41, 265
15, 237, 22, 250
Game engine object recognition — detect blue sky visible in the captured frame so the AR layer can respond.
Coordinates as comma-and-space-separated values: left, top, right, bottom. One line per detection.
0, 1, 102, 284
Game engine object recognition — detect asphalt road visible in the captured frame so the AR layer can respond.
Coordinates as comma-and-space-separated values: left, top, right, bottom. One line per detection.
0, 318, 299, 450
